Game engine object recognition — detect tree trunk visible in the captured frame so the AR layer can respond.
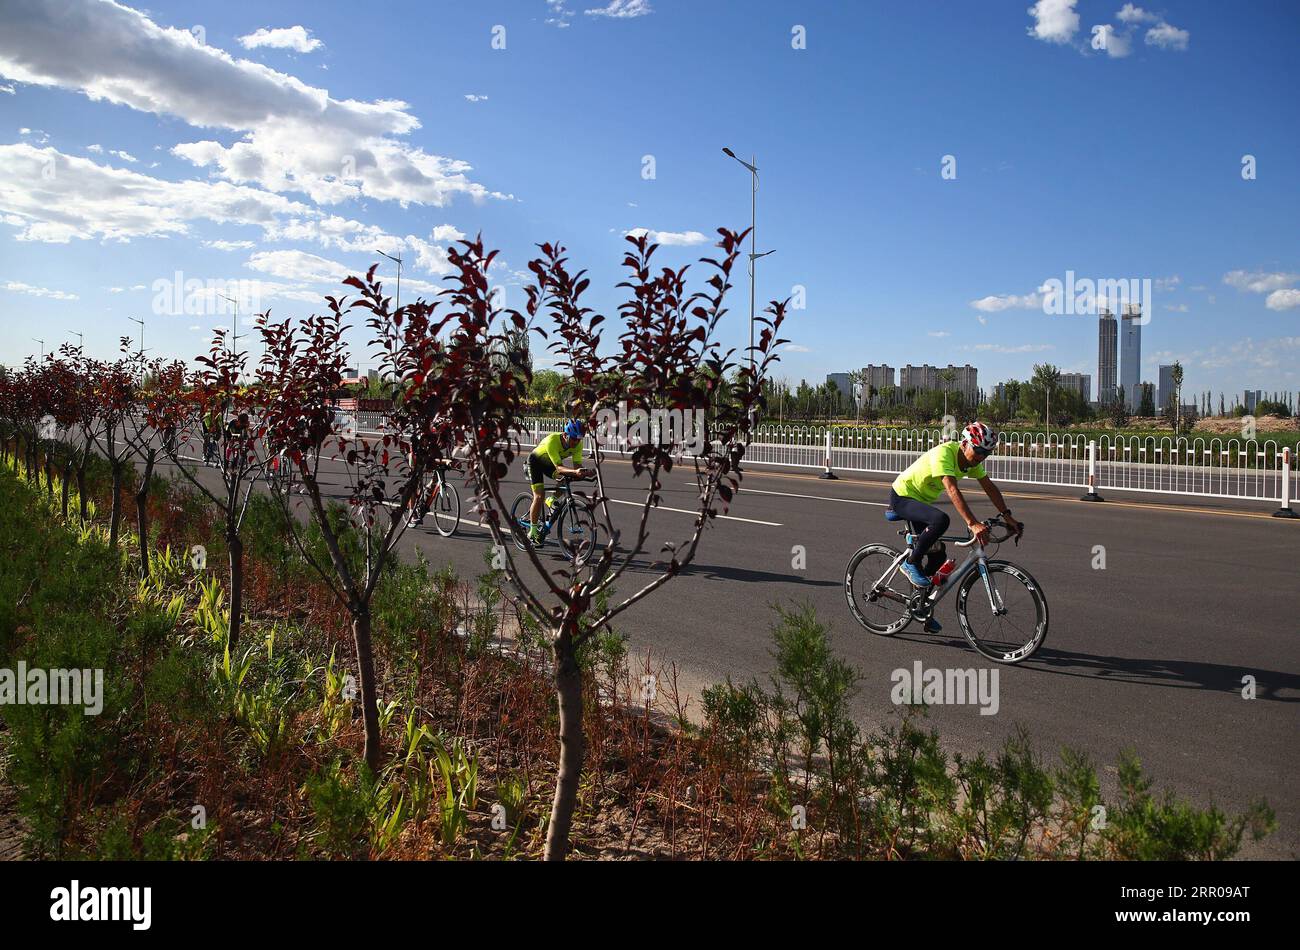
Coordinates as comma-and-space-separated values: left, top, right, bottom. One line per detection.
76, 455, 89, 522
227, 528, 244, 649
135, 454, 155, 577
108, 462, 123, 548
544, 623, 585, 861
61, 458, 72, 518
352, 607, 382, 773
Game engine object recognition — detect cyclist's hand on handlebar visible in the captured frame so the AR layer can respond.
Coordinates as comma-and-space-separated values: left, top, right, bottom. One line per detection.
1004, 513, 1023, 537
970, 521, 991, 546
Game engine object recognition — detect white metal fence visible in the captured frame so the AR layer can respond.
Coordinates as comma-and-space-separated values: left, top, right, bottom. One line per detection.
353, 413, 1300, 510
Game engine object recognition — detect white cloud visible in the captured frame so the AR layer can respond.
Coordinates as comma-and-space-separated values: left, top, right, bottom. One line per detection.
1145, 21, 1189, 50
1223, 270, 1299, 294
624, 227, 708, 246
246, 249, 349, 284
429, 224, 466, 243
1265, 289, 1300, 311
585, 0, 653, 17
1163, 303, 1189, 312
204, 239, 256, 251
546, 0, 575, 27
0, 0, 508, 208
0, 83, 14, 94
927, 331, 951, 337
1155, 275, 1180, 291
969, 292, 1042, 312
263, 214, 404, 254
782, 343, 811, 353
1092, 23, 1132, 58
2, 280, 78, 300
1027, 0, 1079, 44
404, 235, 455, 276
109, 149, 137, 163
1116, 4, 1157, 24
464, 94, 488, 102
238, 26, 323, 54
0, 143, 310, 242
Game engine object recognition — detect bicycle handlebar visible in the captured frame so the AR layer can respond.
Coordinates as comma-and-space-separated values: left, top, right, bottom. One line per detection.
953, 514, 1022, 548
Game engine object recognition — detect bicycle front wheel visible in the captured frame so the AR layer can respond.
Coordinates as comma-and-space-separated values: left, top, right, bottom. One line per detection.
844, 544, 914, 636
557, 502, 597, 567
955, 560, 1048, 663
433, 480, 460, 537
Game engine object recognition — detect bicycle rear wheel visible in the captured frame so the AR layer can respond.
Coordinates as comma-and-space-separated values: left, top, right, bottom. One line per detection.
509, 491, 535, 552
955, 560, 1048, 663
844, 544, 914, 635
432, 480, 460, 537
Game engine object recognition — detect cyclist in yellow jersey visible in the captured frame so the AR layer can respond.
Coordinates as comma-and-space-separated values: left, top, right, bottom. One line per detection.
890, 421, 1021, 592
526, 419, 592, 543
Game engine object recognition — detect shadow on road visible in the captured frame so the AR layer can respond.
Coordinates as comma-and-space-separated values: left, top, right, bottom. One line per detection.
1027, 648, 1300, 701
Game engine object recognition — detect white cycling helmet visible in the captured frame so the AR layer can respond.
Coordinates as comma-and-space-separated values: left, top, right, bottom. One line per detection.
960, 421, 997, 452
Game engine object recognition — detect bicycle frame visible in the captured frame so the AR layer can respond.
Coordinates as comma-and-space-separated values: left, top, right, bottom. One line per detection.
536, 480, 577, 537
876, 530, 1008, 616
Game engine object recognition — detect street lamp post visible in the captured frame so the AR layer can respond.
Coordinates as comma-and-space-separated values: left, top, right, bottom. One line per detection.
129, 316, 146, 384
32, 338, 46, 361
217, 294, 243, 383
376, 249, 403, 312
68, 330, 84, 351
722, 147, 775, 427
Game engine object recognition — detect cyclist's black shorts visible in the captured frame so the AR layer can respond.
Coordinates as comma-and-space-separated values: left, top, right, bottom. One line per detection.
527, 453, 554, 489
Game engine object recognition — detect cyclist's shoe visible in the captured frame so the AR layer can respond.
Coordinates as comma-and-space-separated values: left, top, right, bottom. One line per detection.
527, 525, 542, 545
923, 617, 943, 633
900, 561, 932, 588
407, 514, 422, 528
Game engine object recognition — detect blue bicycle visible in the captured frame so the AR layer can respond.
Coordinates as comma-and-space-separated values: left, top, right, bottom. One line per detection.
509, 473, 598, 566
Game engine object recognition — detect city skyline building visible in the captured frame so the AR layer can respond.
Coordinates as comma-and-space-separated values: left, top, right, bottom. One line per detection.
1060, 372, 1092, 403
1098, 308, 1117, 405
1120, 304, 1143, 409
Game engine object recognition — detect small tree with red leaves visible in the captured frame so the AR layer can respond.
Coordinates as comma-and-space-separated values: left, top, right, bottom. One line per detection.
157, 330, 266, 647
256, 244, 528, 772
122, 355, 188, 576
462, 228, 788, 859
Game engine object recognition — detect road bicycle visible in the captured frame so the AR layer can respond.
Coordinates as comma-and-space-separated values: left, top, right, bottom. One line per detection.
509, 473, 598, 566
408, 462, 461, 537
264, 448, 300, 495
844, 512, 1048, 663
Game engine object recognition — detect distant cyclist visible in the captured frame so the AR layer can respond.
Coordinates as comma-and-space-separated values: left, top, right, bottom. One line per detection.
889, 421, 1022, 590
526, 419, 593, 544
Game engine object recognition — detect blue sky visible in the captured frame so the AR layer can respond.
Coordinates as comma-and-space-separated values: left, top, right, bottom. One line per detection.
1, 0, 1298, 400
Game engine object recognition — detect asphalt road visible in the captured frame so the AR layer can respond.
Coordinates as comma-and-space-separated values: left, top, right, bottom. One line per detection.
111, 432, 1300, 858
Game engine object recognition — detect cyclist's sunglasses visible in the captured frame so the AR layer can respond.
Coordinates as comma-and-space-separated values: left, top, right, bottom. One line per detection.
971, 444, 994, 458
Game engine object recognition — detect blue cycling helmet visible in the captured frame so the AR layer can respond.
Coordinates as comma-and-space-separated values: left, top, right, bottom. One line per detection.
564, 419, 584, 440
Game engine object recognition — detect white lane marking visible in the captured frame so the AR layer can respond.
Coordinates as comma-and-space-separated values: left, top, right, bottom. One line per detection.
379, 500, 484, 529
605, 497, 781, 526
715, 484, 889, 507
